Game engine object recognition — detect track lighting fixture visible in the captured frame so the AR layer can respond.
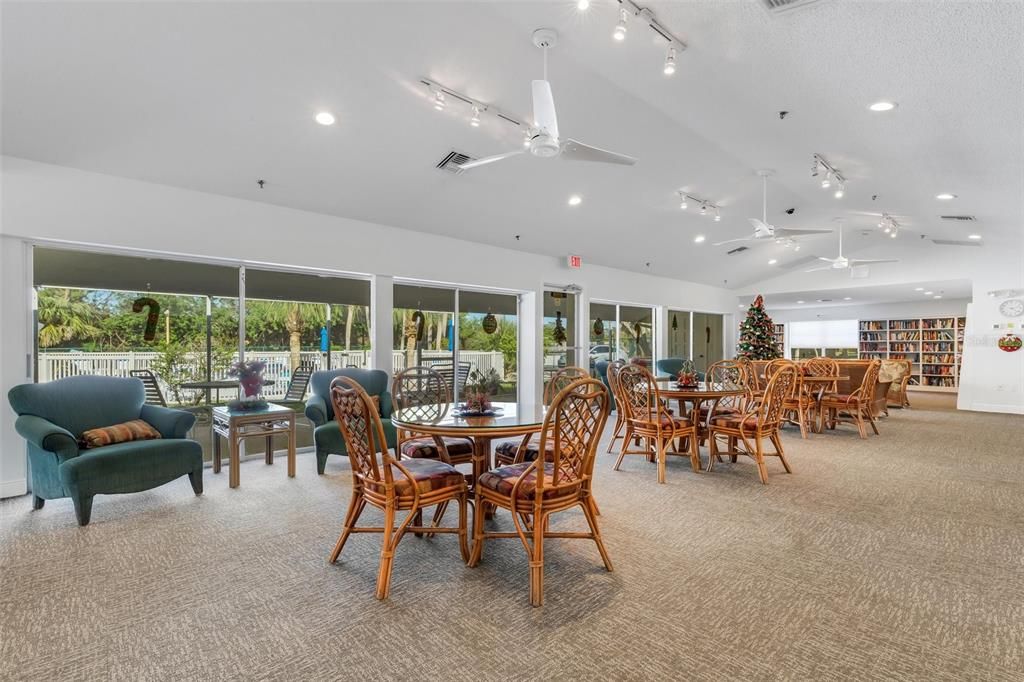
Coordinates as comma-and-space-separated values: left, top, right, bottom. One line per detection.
677, 191, 720, 219
663, 47, 677, 75
812, 154, 847, 197
613, 9, 628, 41
878, 213, 900, 238
433, 90, 446, 111
469, 106, 481, 127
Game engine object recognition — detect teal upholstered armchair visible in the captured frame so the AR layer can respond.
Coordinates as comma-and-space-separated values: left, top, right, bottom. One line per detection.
305, 368, 396, 474
656, 357, 686, 377
8, 376, 203, 526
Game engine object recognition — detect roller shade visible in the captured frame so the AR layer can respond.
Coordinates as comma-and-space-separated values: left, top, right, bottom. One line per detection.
789, 320, 858, 347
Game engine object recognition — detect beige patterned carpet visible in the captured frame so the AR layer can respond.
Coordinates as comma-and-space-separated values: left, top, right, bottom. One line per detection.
2, 395, 1022, 681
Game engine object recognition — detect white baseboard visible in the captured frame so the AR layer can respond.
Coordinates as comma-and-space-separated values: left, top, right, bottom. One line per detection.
0, 478, 28, 499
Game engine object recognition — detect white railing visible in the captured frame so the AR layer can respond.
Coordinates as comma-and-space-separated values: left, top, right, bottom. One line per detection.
37, 350, 505, 401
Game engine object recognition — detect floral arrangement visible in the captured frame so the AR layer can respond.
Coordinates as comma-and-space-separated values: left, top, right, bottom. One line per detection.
228, 359, 267, 402
461, 368, 502, 414
676, 359, 699, 387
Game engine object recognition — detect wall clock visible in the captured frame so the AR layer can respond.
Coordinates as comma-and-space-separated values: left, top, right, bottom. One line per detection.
999, 298, 1024, 318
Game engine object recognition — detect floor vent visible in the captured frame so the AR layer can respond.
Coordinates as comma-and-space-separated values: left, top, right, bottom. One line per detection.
760, 0, 822, 14
932, 239, 981, 247
939, 215, 976, 222
436, 151, 474, 174
727, 246, 749, 255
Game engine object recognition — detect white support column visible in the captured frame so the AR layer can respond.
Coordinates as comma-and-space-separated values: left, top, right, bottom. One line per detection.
518, 290, 543, 406
578, 289, 590, 371
656, 306, 668, 367
370, 274, 394, 376
0, 237, 32, 498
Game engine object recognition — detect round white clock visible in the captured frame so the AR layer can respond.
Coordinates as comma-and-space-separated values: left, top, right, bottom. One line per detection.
999, 298, 1024, 318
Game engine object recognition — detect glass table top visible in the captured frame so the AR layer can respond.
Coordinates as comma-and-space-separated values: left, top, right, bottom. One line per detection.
212, 403, 294, 418
392, 401, 545, 430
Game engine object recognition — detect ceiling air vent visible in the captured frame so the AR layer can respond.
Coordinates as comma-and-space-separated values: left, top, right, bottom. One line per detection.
932, 239, 981, 247
939, 215, 976, 222
436, 151, 474, 174
760, 0, 822, 14
727, 246, 749, 255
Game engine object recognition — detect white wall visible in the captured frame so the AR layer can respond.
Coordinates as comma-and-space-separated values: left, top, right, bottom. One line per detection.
0, 156, 737, 496
766, 299, 970, 324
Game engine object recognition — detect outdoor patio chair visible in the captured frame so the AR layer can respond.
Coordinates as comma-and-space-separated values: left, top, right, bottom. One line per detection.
129, 369, 167, 407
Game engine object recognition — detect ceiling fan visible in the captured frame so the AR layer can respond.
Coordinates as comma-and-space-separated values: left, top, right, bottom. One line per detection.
457, 29, 636, 172
805, 222, 899, 274
713, 170, 831, 247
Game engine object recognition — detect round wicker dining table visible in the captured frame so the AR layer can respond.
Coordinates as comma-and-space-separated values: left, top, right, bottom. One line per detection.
653, 378, 748, 437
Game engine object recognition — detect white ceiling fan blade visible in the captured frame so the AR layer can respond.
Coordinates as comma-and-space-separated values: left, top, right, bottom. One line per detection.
805, 264, 836, 273
817, 257, 836, 262
849, 258, 900, 265
560, 139, 636, 165
532, 80, 559, 140
456, 150, 524, 171
712, 236, 754, 246
748, 218, 773, 231
775, 228, 833, 236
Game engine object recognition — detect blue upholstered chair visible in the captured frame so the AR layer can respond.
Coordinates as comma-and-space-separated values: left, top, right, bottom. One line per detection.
594, 360, 616, 412
8, 376, 203, 526
305, 368, 397, 474
655, 357, 686, 377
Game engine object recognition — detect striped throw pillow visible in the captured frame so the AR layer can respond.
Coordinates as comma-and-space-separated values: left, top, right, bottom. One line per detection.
79, 419, 162, 449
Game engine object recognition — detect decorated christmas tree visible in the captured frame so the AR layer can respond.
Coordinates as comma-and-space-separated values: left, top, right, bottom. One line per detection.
736, 295, 780, 360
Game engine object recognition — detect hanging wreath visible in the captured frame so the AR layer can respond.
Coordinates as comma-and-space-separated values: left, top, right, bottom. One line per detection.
553, 311, 567, 345
482, 312, 498, 334
132, 297, 160, 342
412, 310, 426, 343
998, 333, 1022, 352
593, 317, 604, 338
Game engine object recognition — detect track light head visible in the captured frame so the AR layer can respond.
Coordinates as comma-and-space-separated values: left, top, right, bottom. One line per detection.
469, 106, 480, 127
663, 47, 677, 75
834, 184, 844, 199
821, 172, 831, 189
713, 208, 721, 222
700, 203, 708, 216
613, 9, 628, 41
433, 90, 446, 111
679, 199, 687, 210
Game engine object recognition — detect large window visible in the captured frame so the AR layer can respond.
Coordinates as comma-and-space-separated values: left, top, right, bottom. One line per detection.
543, 290, 577, 395
588, 301, 656, 371
789, 320, 858, 360
394, 283, 518, 403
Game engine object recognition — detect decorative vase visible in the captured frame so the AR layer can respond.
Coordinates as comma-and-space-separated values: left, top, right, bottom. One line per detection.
239, 374, 264, 403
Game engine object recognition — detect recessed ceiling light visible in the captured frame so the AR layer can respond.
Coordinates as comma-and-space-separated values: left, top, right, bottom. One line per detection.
768, 259, 778, 265
869, 101, 897, 112
796, 300, 805, 304
914, 287, 924, 291
968, 234, 982, 240
843, 297, 852, 300
576, 0, 590, 9
613, 8, 628, 41
314, 111, 336, 126
924, 291, 933, 295
694, 234, 706, 244
935, 193, 957, 200
933, 295, 942, 299
568, 195, 582, 206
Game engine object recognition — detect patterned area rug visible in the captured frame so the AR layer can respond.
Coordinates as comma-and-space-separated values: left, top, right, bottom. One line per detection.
1, 398, 1022, 680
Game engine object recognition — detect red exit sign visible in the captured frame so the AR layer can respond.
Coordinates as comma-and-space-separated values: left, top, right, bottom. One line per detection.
567, 254, 582, 269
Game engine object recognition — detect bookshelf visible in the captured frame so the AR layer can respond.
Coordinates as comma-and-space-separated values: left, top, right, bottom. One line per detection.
857, 316, 966, 392
772, 323, 785, 357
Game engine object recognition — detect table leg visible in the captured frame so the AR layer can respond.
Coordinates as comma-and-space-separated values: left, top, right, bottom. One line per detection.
265, 434, 274, 465
229, 425, 240, 489
213, 425, 222, 474
287, 415, 296, 478
473, 436, 495, 520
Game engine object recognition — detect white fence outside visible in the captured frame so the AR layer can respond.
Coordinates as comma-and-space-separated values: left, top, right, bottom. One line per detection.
37, 350, 505, 402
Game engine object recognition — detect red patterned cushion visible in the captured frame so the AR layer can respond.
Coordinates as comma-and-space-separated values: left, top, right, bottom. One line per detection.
698, 405, 739, 416
400, 436, 474, 459
364, 458, 464, 496
709, 414, 761, 430
78, 419, 162, 449
494, 437, 552, 464
822, 393, 858, 404
477, 462, 576, 500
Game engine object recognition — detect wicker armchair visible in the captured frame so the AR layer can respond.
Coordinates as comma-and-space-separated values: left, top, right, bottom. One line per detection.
883, 358, 913, 409
468, 377, 612, 607
495, 366, 590, 466
613, 363, 699, 483
767, 358, 813, 439
707, 362, 797, 484
821, 359, 882, 439
328, 376, 469, 600
391, 366, 474, 465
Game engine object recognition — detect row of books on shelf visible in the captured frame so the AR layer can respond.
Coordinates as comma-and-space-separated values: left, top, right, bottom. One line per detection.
921, 318, 955, 329
921, 354, 956, 364
921, 376, 956, 387
921, 365, 956, 376
859, 321, 887, 331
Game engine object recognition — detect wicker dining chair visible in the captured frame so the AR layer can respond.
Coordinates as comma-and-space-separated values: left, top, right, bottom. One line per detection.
765, 358, 812, 439
802, 357, 840, 431
391, 366, 474, 466
820, 359, 882, 439
603, 359, 628, 454
328, 376, 469, 600
707, 362, 798, 484
495, 366, 590, 466
702, 360, 747, 415
469, 377, 612, 607
613, 363, 699, 484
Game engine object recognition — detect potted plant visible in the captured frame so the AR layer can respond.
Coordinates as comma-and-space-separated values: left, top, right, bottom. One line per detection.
460, 368, 502, 415
228, 359, 267, 410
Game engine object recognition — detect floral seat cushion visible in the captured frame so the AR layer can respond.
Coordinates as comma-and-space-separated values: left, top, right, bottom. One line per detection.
709, 414, 761, 430
364, 458, 464, 496
400, 436, 474, 459
477, 462, 578, 500
494, 436, 552, 464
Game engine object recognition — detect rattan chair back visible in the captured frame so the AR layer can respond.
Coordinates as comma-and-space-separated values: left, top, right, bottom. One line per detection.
391, 366, 450, 422
330, 376, 390, 487
544, 366, 590, 405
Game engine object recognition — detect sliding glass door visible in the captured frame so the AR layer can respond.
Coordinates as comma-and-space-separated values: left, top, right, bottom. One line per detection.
542, 290, 577, 395
692, 312, 724, 373
666, 310, 691, 360
588, 300, 657, 371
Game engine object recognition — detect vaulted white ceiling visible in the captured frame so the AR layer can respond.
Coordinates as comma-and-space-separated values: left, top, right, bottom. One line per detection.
2, 1, 1021, 292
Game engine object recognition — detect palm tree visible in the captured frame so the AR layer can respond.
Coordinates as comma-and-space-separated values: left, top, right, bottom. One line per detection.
249, 300, 328, 370
37, 288, 102, 348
